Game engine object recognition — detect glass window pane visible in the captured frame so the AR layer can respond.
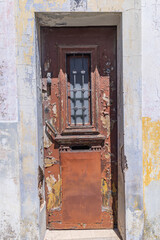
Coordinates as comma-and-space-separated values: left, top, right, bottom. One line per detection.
67, 54, 91, 126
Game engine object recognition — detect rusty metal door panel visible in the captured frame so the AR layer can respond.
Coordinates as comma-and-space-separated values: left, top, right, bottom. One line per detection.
41, 27, 117, 230
61, 152, 101, 225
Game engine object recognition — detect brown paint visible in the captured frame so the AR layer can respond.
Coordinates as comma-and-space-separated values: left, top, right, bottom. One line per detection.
41, 27, 117, 229
61, 152, 101, 225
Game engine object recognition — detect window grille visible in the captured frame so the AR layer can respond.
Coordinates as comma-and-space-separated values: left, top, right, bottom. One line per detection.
67, 54, 91, 126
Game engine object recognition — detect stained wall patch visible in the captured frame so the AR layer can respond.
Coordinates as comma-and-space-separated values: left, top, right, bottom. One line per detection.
70, 0, 87, 11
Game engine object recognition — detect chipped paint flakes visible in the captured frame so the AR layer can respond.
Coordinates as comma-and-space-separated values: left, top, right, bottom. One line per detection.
105, 153, 110, 159
101, 178, 108, 194
46, 174, 61, 211
101, 178, 110, 208
45, 157, 58, 167
52, 103, 57, 115
102, 93, 110, 107
43, 126, 52, 148
101, 115, 110, 137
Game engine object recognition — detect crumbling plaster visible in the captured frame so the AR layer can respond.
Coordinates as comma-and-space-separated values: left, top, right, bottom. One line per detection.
1, 0, 159, 239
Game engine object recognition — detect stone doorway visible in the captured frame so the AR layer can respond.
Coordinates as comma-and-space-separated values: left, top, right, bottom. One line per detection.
35, 12, 129, 240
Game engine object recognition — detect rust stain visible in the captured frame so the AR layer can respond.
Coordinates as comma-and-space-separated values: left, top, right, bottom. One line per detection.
46, 174, 61, 211
61, 152, 101, 224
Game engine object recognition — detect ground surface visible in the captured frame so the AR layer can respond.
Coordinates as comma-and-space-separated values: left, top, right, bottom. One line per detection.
44, 229, 121, 240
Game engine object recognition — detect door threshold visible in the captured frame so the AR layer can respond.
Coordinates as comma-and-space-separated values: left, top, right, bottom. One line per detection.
44, 229, 121, 240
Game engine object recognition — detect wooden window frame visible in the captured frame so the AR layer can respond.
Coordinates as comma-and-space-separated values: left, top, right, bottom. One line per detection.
58, 45, 99, 135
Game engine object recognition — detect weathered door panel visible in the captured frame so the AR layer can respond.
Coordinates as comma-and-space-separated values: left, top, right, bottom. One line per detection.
41, 27, 117, 230
62, 152, 101, 225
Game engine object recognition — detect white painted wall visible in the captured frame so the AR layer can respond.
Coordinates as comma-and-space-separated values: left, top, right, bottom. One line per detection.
0, 0, 20, 238
142, 0, 160, 121
142, 0, 160, 239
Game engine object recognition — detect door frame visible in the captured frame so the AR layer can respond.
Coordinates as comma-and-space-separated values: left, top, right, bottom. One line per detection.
34, 12, 143, 240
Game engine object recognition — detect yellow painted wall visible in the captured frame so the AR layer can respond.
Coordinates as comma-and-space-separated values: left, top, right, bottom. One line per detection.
143, 117, 160, 239
143, 117, 160, 187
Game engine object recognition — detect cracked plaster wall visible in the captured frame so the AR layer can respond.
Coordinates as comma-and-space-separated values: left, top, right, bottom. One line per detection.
0, 0, 20, 239
1, 0, 159, 239
142, 0, 160, 239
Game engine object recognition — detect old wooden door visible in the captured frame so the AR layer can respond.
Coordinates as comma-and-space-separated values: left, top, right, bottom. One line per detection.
41, 27, 117, 230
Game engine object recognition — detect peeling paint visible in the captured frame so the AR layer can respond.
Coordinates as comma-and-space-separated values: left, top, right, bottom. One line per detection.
101, 178, 110, 208
52, 103, 57, 116
45, 157, 58, 167
101, 115, 110, 138
46, 174, 61, 211
41, 27, 117, 229
101, 178, 108, 195
102, 93, 111, 107
43, 126, 52, 148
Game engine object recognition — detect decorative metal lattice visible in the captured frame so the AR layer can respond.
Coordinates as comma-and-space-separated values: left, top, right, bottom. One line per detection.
67, 54, 91, 126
